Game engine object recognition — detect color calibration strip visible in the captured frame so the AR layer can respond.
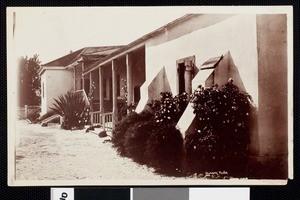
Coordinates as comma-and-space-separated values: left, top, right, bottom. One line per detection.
51, 187, 249, 200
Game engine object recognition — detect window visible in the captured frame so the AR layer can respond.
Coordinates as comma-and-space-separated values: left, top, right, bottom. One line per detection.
84, 79, 90, 95
109, 77, 112, 100
200, 55, 223, 86
103, 78, 107, 98
200, 55, 223, 70
178, 63, 186, 94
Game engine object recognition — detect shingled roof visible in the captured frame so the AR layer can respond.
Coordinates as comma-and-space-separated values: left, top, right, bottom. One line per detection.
42, 46, 124, 67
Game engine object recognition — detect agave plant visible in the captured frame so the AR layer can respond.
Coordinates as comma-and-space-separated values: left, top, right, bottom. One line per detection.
50, 92, 86, 130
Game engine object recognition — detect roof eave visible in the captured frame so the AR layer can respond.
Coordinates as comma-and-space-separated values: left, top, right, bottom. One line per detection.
83, 14, 197, 74
38, 66, 67, 76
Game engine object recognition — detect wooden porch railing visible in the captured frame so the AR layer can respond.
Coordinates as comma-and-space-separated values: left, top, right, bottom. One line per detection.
90, 111, 113, 131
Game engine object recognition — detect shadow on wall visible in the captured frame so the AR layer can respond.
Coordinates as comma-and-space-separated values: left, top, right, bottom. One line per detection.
178, 51, 251, 137
136, 66, 172, 112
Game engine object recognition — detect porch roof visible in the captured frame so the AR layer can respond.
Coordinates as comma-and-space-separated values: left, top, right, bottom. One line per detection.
83, 14, 198, 74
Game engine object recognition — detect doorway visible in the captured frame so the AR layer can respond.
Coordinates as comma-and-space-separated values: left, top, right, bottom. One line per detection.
176, 55, 195, 96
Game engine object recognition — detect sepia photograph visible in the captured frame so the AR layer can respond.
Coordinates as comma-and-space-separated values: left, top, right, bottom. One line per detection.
7, 6, 293, 186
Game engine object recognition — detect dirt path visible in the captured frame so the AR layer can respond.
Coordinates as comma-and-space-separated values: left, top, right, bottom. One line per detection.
15, 121, 180, 181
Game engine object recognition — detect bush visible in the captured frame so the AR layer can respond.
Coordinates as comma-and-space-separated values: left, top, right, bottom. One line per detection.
118, 101, 137, 121
112, 92, 187, 176
148, 92, 188, 124
186, 80, 256, 177
112, 112, 147, 156
50, 92, 86, 130
144, 123, 184, 176
147, 99, 161, 113
82, 107, 91, 125
123, 112, 155, 164
185, 128, 221, 173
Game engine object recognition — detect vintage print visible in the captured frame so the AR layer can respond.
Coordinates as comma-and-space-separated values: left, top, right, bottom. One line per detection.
7, 6, 293, 186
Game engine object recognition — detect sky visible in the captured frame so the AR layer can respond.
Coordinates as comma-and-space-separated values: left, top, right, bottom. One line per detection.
8, 6, 291, 64
9, 7, 193, 64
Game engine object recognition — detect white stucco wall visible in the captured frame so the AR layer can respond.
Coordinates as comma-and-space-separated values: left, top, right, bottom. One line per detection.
137, 14, 288, 178
41, 69, 74, 115
143, 14, 258, 106
41, 72, 47, 114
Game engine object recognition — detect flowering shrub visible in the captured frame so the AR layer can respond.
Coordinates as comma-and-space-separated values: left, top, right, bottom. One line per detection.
143, 92, 188, 174
186, 80, 256, 176
118, 78, 137, 120
121, 78, 128, 101
82, 107, 91, 125
112, 80, 256, 177
111, 91, 188, 176
147, 99, 161, 112
148, 92, 188, 125
88, 81, 96, 112
185, 128, 221, 173
191, 81, 253, 138
87, 81, 96, 103
175, 92, 189, 116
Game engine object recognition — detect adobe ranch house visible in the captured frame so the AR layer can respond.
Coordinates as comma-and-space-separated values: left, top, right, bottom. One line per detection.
39, 14, 288, 178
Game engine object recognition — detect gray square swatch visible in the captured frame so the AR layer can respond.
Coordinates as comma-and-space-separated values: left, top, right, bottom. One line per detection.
132, 188, 189, 200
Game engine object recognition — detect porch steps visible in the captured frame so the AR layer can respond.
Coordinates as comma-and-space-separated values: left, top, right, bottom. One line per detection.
41, 114, 61, 124
17, 109, 26, 120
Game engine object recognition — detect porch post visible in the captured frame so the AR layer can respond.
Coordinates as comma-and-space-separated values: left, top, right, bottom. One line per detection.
99, 66, 105, 130
112, 60, 118, 129
99, 67, 104, 113
176, 61, 180, 95
126, 53, 133, 108
89, 72, 92, 93
89, 72, 93, 125
82, 75, 85, 92
89, 72, 93, 110
81, 63, 84, 90
73, 67, 76, 91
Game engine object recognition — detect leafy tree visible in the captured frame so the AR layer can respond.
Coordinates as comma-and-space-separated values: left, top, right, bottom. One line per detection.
18, 54, 41, 106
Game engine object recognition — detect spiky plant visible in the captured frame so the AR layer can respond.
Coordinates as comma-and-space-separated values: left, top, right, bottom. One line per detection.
51, 92, 86, 130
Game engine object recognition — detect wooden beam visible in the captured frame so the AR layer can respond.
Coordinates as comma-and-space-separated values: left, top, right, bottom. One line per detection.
112, 60, 118, 129
99, 67, 104, 113
126, 53, 133, 106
